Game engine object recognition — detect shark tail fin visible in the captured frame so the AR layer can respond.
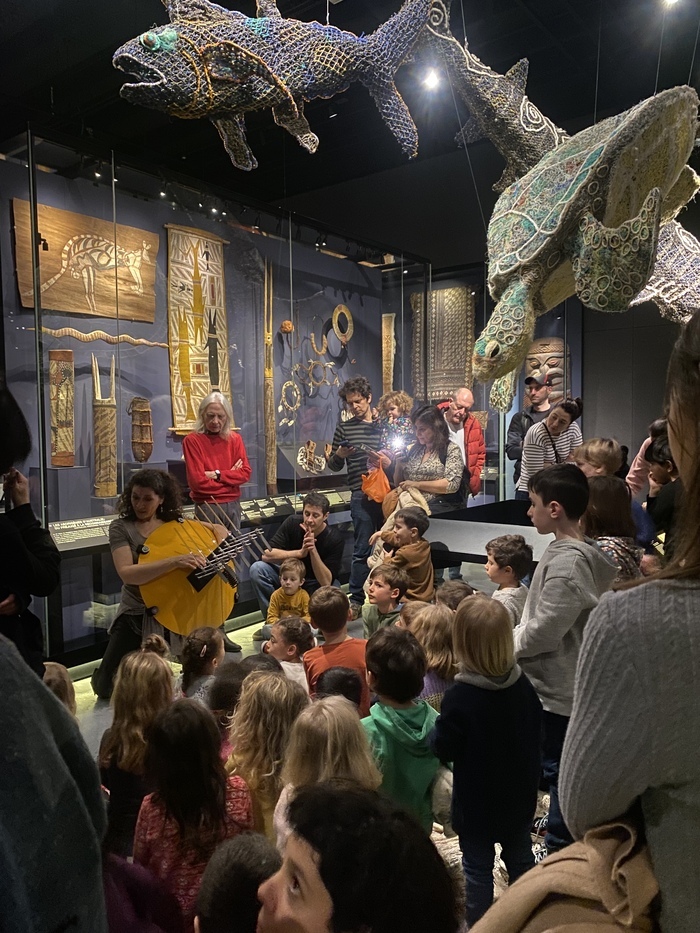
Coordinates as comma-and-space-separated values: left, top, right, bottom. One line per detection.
455, 116, 483, 148
505, 58, 529, 95
368, 0, 436, 73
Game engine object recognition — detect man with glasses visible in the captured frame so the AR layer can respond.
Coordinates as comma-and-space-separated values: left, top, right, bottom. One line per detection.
506, 375, 553, 485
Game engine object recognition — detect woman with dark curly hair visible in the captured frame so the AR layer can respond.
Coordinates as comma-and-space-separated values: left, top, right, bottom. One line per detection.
91, 469, 207, 699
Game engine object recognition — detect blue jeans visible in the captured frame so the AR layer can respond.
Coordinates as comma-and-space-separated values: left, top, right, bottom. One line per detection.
542, 710, 574, 853
459, 825, 534, 927
515, 489, 530, 501
348, 490, 381, 605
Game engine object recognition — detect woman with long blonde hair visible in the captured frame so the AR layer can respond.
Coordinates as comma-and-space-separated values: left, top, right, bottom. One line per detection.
273, 695, 382, 847
226, 671, 308, 839
98, 635, 173, 856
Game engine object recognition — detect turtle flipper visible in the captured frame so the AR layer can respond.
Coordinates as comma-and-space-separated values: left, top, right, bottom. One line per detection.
490, 369, 520, 413
572, 188, 662, 312
472, 278, 536, 385
212, 116, 257, 171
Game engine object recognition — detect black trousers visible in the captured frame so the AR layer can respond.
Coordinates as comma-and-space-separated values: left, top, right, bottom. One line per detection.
91, 614, 143, 700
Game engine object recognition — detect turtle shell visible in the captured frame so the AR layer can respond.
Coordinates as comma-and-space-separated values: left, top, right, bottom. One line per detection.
487, 103, 650, 292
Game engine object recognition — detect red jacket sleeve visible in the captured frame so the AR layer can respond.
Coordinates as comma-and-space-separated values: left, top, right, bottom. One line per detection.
465, 417, 486, 496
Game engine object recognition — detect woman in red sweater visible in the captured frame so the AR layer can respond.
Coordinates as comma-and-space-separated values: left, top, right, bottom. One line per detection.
182, 392, 252, 532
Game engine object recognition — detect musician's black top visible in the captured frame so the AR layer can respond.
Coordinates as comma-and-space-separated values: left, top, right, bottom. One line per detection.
269, 516, 345, 585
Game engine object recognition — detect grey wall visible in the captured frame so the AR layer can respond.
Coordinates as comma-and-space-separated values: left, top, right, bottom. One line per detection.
582, 302, 679, 455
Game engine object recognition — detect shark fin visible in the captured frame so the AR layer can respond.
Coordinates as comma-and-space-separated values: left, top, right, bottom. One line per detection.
163, 0, 232, 24
368, 81, 419, 158
505, 58, 529, 96
256, 0, 282, 17
202, 42, 297, 111
273, 101, 319, 153
212, 115, 258, 171
454, 116, 482, 148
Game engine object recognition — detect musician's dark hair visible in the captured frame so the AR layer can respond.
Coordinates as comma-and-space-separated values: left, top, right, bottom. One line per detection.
181, 626, 225, 694
117, 468, 183, 522
196, 833, 281, 933
303, 491, 330, 515
0, 382, 32, 473
145, 699, 229, 857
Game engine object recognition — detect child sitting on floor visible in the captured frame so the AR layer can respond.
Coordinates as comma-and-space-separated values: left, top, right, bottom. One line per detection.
485, 534, 533, 626
134, 699, 254, 931
363, 563, 409, 637
265, 616, 315, 693
371, 506, 434, 601
175, 626, 225, 705
402, 603, 457, 711
315, 666, 365, 710
43, 661, 77, 716
304, 586, 371, 716
226, 672, 309, 840
267, 557, 311, 625
434, 579, 476, 611
362, 626, 440, 833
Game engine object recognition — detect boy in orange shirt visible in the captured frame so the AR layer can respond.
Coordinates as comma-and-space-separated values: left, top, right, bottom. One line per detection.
303, 587, 370, 716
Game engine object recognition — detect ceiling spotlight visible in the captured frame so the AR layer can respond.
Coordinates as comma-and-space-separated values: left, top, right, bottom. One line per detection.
316, 233, 328, 250
222, 211, 227, 217
664, 0, 680, 5
211, 206, 218, 214
160, 190, 166, 197
252, 214, 260, 231
423, 68, 440, 90
403, 268, 409, 274
94, 170, 101, 179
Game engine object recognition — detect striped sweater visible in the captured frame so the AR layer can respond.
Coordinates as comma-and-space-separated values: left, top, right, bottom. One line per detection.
327, 417, 384, 491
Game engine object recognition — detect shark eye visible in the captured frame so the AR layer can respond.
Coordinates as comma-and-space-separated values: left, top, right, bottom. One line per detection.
139, 31, 160, 51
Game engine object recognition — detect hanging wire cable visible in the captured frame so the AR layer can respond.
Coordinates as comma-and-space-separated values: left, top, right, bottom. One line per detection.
446, 71, 489, 235
458, 0, 468, 44
326, 0, 330, 27
593, 0, 602, 124
688, 11, 700, 85
654, 7, 667, 95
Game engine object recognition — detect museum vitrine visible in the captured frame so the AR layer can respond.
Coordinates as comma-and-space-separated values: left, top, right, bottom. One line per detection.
0, 132, 581, 664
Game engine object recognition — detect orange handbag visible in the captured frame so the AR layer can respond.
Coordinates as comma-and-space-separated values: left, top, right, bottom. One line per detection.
361, 463, 391, 503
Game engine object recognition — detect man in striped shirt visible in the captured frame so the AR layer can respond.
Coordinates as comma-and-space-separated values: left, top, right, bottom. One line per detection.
327, 376, 385, 617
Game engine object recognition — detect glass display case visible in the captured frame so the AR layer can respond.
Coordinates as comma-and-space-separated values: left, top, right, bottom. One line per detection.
0, 130, 582, 665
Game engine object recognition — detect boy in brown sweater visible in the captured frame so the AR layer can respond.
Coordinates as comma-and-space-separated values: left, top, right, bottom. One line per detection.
371, 507, 434, 601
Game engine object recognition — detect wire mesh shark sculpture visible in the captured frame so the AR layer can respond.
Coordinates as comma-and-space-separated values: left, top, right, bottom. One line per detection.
113, 0, 434, 170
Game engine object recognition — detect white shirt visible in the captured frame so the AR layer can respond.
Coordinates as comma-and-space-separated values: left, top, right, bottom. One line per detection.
445, 417, 466, 464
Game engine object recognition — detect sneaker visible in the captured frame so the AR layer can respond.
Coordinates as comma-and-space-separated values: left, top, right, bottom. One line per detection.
349, 602, 363, 621
532, 842, 549, 864
252, 628, 266, 641
531, 814, 548, 837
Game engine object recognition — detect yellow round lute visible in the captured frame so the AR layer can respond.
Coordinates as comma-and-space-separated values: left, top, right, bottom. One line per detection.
139, 519, 237, 636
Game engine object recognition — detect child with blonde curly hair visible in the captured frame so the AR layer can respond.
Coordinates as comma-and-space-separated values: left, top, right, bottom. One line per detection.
273, 695, 381, 847
226, 671, 309, 839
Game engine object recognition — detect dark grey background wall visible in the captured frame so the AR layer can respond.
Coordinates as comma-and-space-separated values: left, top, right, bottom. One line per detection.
582, 303, 679, 456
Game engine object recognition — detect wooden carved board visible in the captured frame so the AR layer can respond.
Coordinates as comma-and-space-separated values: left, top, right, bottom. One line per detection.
166, 225, 231, 433
411, 286, 475, 401
13, 199, 158, 321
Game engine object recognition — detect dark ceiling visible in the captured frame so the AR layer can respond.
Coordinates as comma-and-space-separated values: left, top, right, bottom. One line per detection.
1, 0, 698, 206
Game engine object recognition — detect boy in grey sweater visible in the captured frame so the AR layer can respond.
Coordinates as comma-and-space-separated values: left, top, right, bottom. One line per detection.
514, 464, 617, 856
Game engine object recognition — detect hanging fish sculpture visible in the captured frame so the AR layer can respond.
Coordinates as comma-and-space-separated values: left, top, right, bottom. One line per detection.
113, 0, 433, 170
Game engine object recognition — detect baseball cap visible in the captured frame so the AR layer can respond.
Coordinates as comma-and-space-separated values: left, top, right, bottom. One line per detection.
524, 374, 553, 386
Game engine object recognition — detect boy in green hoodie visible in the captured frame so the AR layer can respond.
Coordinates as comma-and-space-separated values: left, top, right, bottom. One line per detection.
362, 564, 409, 638
362, 626, 440, 832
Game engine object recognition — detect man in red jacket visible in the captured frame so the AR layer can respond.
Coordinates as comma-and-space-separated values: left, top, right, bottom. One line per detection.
437, 389, 485, 499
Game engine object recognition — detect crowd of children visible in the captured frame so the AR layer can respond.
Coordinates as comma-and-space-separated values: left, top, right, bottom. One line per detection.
17, 369, 693, 933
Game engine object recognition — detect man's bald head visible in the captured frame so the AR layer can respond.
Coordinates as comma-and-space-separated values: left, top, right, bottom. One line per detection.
445, 388, 474, 426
